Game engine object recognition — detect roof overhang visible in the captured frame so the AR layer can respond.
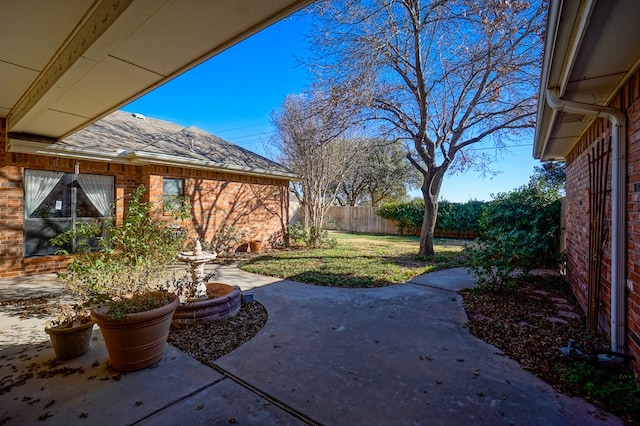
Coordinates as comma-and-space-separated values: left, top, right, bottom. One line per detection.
533, 0, 640, 161
2, 0, 312, 141
9, 138, 301, 181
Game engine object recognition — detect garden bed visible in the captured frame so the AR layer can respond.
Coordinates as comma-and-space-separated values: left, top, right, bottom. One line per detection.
168, 300, 267, 365
461, 275, 640, 424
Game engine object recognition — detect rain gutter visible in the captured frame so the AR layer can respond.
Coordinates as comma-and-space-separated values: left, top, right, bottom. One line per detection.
546, 88, 627, 354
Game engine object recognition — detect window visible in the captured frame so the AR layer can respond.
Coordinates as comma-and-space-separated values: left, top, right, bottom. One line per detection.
23, 169, 114, 257
163, 178, 184, 212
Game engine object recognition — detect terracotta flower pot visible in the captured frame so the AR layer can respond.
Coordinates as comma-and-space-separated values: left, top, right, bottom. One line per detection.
91, 293, 179, 372
249, 240, 263, 253
45, 321, 95, 360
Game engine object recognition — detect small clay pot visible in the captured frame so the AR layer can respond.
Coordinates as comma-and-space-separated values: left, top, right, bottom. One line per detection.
45, 321, 95, 360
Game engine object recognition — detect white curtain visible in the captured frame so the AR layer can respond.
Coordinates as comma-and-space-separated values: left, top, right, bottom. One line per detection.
24, 169, 64, 217
77, 174, 114, 217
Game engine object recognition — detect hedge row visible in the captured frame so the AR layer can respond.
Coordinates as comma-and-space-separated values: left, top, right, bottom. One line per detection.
376, 200, 484, 236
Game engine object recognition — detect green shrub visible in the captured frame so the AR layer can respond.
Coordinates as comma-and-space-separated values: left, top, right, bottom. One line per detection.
288, 223, 308, 246
377, 200, 484, 235
558, 361, 640, 422
435, 200, 484, 233
376, 200, 425, 235
51, 185, 189, 317
287, 223, 337, 248
464, 182, 562, 288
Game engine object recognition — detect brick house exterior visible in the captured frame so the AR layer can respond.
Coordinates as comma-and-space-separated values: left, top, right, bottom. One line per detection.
562, 71, 640, 371
535, 1, 640, 373
1, 111, 295, 278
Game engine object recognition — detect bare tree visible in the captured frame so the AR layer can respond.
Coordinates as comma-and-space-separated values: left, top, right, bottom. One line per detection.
271, 90, 360, 246
307, 0, 545, 255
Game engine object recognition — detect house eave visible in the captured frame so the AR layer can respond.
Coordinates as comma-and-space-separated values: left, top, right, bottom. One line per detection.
533, 0, 640, 161
1, 0, 314, 141
9, 138, 300, 182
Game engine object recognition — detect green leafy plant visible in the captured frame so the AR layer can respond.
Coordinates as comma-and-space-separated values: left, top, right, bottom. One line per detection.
377, 199, 484, 236
435, 200, 484, 234
464, 181, 562, 288
286, 223, 336, 248
51, 185, 190, 318
288, 223, 308, 247
376, 200, 425, 235
558, 361, 640, 422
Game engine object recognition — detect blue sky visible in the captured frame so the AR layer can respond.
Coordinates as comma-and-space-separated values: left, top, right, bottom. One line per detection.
125, 11, 541, 203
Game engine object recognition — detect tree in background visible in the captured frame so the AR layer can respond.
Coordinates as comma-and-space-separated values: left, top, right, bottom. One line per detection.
271, 90, 359, 247
306, 0, 545, 256
533, 161, 566, 193
337, 140, 420, 206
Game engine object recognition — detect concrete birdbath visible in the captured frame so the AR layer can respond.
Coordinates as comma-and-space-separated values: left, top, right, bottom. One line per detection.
172, 239, 241, 324
176, 239, 217, 299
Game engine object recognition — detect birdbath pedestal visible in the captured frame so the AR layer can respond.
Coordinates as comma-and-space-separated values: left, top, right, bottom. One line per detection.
176, 239, 217, 299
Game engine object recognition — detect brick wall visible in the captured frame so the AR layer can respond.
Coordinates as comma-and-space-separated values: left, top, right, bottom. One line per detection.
565, 70, 640, 373
626, 72, 640, 371
0, 118, 24, 277
145, 165, 289, 245
0, 127, 289, 277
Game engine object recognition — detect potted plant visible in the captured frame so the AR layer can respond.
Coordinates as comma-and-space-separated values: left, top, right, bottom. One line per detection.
44, 304, 94, 360
52, 185, 190, 372
249, 240, 263, 253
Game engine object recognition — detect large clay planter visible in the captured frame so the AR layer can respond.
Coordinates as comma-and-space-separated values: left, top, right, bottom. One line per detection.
45, 321, 95, 360
249, 240, 263, 253
172, 283, 242, 324
91, 293, 179, 372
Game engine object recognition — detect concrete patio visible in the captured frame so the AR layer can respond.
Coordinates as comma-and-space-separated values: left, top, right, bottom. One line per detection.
0, 267, 622, 425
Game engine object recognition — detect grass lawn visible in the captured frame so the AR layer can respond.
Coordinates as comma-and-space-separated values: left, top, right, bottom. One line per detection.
239, 231, 468, 287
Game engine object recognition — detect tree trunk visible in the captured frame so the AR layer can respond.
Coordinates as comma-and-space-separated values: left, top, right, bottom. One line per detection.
419, 172, 444, 257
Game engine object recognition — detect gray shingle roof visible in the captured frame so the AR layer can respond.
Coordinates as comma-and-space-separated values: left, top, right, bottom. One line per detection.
58, 110, 296, 180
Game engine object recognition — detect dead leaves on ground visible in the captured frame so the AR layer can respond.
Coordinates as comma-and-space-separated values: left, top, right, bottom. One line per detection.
460, 276, 603, 387
168, 302, 268, 367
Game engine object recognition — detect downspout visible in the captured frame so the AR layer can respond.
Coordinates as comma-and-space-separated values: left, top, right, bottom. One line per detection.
546, 88, 627, 354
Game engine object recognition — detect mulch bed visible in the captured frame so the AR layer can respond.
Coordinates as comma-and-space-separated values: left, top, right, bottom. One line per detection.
460, 275, 599, 386
168, 300, 267, 367
460, 275, 639, 424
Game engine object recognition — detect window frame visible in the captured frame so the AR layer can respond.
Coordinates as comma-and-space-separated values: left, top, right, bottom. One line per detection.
23, 169, 114, 257
162, 177, 185, 214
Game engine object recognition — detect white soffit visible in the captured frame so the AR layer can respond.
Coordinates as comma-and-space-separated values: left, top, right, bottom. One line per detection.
534, 0, 640, 160
2, 0, 312, 141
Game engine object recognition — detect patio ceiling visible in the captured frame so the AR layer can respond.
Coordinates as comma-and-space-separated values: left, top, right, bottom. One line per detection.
1, 0, 312, 142
534, 0, 640, 161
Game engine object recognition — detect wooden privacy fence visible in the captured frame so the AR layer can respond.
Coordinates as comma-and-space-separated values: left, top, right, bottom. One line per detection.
326, 206, 399, 235
325, 202, 565, 254
326, 206, 479, 239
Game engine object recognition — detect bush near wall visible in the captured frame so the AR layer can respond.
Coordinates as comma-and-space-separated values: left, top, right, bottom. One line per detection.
464, 183, 562, 287
376, 200, 484, 237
